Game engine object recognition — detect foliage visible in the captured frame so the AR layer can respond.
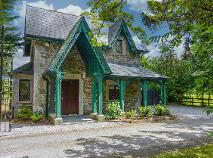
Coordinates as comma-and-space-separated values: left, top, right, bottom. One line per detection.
139, 106, 153, 117
31, 112, 43, 122
17, 104, 32, 120
154, 104, 170, 116
82, 0, 149, 47
142, 0, 213, 100
125, 109, 137, 119
140, 55, 195, 101
0, 0, 21, 53
150, 144, 213, 158
105, 101, 121, 119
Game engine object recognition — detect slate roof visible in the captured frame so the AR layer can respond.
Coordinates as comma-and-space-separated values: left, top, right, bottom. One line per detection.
25, 5, 147, 51
108, 62, 168, 79
13, 62, 33, 75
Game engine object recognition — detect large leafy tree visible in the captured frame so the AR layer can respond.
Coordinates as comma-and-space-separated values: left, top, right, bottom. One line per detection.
140, 54, 195, 101
142, 0, 213, 96
82, 0, 149, 46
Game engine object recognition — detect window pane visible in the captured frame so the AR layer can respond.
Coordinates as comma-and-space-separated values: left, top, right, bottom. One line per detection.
19, 80, 30, 101
116, 40, 122, 53
109, 86, 120, 100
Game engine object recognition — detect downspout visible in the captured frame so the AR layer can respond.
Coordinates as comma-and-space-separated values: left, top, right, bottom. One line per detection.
43, 76, 49, 118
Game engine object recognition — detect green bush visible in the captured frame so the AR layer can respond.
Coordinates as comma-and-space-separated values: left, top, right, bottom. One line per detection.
18, 104, 32, 120
154, 104, 170, 116
139, 106, 153, 117
105, 101, 121, 119
31, 112, 43, 122
126, 110, 137, 119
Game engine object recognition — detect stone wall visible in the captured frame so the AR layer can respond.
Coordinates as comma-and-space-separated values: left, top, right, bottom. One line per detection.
103, 79, 141, 113
103, 36, 140, 65
32, 42, 93, 114
12, 77, 33, 116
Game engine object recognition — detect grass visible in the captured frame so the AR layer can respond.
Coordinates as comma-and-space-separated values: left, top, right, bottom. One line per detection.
149, 144, 213, 158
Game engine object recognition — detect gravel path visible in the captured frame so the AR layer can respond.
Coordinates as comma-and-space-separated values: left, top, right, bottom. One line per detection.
0, 119, 213, 158
168, 104, 213, 120
0, 105, 213, 158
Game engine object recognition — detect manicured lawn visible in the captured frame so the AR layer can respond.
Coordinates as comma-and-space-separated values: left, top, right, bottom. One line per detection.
149, 144, 213, 158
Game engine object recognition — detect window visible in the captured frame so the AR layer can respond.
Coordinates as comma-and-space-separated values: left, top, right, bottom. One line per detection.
109, 86, 120, 100
19, 80, 30, 101
116, 40, 122, 53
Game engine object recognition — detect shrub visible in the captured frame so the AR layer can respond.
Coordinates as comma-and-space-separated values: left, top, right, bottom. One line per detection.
126, 110, 137, 119
105, 101, 121, 119
31, 112, 43, 122
154, 104, 170, 116
139, 106, 153, 117
18, 104, 32, 120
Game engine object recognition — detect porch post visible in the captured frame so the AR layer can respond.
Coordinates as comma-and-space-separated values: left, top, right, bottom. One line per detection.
160, 80, 164, 105
92, 77, 97, 114
143, 80, 148, 106
97, 76, 103, 115
162, 80, 167, 105
140, 80, 143, 106
120, 80, 124, 112
55, 72, 63, 125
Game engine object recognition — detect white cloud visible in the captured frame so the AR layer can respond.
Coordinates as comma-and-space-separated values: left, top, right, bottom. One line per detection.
57, 5, 90, 16
145, 43, 161, 58
13, 49, 30, 69
127, 0, 162, 14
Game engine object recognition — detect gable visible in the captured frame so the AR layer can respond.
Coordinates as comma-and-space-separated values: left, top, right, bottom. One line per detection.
25, 5, 148, 57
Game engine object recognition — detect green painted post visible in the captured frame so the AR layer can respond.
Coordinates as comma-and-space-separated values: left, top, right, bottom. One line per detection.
163, 80, 167, 105
120, 80, 125, 112
92, 77, 97, 113
102, 79, 104, 113
56, 73, 61, 118
97, 76, 103, 115
140, 80, 143, 106
143, 80, 148, 106
160, 80, 164, 105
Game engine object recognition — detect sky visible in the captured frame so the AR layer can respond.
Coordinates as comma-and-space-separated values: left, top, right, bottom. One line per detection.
13, 0, 185, 69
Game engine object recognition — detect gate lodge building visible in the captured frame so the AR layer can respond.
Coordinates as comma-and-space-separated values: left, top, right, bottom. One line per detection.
12, 6, 168, 124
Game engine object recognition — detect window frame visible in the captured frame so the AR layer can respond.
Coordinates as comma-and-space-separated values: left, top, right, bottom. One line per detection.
116, 40, 122, 54
108, 85, 120, 101
19, 79, 31, 102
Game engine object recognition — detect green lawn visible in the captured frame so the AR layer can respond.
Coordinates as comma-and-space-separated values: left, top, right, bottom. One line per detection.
149, 144, 213, 158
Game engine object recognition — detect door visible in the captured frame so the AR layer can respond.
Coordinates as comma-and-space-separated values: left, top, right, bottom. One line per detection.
61, 80, 79, 115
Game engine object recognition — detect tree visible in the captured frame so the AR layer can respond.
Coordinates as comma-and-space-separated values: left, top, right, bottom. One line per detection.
140, 54, 195, 102
0, 0, 21, 53
82, 0, 149, 46
142, 0, 213, 99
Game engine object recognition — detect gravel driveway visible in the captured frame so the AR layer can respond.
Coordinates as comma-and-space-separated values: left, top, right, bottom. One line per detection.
0, 105, 212, 158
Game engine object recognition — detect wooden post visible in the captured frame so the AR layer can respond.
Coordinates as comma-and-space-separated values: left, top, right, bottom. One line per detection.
120, 80, 124, 112
160, 80, 164, 105
143, 80, 148, 106
163, 80, 167, 105
97, 76, 103, 115
56, 72, 62, 118
92, 77, 97, 113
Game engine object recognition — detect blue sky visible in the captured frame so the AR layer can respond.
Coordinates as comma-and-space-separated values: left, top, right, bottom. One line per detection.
13, 0, 184, 69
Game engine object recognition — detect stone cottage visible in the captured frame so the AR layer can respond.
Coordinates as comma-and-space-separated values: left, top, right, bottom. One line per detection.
12, 5, 168, 124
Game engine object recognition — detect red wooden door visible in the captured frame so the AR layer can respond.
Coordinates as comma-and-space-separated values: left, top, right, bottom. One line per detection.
61, 80, 79, 115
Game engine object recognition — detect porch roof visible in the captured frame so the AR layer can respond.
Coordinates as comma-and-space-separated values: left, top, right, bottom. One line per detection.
12, 62, 33, 75
107, 62, 168, 80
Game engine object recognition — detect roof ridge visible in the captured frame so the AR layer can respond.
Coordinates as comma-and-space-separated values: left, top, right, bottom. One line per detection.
26, 4, 81, 18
